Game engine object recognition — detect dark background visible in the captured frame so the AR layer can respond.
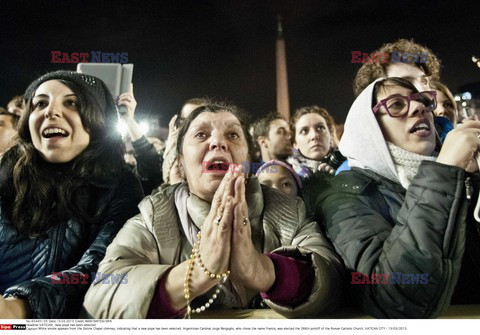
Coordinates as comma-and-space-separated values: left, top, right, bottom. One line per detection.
2, 0, 480, 127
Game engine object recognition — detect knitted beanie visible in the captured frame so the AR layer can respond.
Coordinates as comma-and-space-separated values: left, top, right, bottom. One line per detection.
24, 70, 117, 115
256, 159, 303, 190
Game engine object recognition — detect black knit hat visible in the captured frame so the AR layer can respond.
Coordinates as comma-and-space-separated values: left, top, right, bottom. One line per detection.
24, 70, 117, 115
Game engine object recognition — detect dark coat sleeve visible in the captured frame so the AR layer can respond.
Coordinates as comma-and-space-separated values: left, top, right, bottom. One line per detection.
4, 169, 144, 318
131, 136, 163, 193
318, 161, 468, 318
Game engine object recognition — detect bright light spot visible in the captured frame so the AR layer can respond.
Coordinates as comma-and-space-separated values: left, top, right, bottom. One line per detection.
462, 102, 467, 107
139, 121, 149, 135
454, 95, 461, 101
117, 120, 128, 136
462, 92, 472, 100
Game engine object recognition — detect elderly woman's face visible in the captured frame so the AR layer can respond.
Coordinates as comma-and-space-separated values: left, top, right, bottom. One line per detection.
180, 111, 249, 202
294, 113, 331, 160
375, 85, 436, 156
29, 80, 90, 163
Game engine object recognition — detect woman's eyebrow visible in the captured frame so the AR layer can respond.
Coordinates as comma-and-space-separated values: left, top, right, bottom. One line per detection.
189, 122, 211, 131
226, 123, 242, 130
33, 93, 77, 98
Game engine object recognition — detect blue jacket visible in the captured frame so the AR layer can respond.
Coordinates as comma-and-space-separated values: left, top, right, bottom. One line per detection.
0, 167, 144, 318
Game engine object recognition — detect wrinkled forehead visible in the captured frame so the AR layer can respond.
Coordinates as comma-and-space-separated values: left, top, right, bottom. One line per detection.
188, 111, 242, 131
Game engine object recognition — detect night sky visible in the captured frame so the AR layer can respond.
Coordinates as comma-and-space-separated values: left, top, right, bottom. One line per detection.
2, 0, 480, 127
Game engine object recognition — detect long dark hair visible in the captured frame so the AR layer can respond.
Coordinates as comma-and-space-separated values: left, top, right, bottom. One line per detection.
0, 72, 124, 237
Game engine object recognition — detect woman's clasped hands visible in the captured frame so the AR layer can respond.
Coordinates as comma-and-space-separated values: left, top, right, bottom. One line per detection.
197, 165, 276, 293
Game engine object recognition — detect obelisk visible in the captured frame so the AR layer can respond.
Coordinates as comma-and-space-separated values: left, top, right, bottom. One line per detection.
276, 16, 290, 121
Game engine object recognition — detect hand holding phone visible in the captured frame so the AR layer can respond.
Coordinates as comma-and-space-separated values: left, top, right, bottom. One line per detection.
118, 64, 134, 115
117, 84, 137, 120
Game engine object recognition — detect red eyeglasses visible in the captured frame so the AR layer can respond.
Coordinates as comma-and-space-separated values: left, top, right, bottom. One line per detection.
372, 91, 437, 118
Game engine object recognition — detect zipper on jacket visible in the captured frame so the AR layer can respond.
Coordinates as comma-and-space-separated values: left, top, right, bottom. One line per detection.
465, 177, 473, 202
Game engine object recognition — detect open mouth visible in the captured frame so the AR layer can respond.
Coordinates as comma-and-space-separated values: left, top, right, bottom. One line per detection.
42, 127, 69, 139
204, 157, 231, 173
409, 119, 431, 135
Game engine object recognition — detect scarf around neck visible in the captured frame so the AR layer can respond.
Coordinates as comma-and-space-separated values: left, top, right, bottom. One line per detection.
387, 142, 436, 189
287, 147, 324, 178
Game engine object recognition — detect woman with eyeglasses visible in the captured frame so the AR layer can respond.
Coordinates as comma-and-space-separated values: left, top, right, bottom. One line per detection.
309, 77, 480, 318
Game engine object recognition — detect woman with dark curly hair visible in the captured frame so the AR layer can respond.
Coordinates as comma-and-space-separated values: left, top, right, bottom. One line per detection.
0, 71, 144, 318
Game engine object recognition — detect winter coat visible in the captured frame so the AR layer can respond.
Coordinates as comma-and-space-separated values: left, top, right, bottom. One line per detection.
0, 167, 144, 318
306, 78, 480, 318
131, 135, 164, 195
308, 163, 478, 318
82, 178, 345, 318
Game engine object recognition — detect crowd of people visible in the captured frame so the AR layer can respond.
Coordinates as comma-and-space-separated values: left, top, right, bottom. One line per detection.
1, 38, 480, 319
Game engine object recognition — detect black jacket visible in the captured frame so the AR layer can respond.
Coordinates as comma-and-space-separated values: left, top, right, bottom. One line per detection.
131, 136, 163, 195
305, 161, 480, 318
0, 167, 144, 318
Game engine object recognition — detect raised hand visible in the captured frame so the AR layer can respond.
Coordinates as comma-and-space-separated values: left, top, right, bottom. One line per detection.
229, 174, 275, 292
196, 167, 238, 278
317, 162, 335, 175
437, 120, 480, 172
117, 84, 137, 120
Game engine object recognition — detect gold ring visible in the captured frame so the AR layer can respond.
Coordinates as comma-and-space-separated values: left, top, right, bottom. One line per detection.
242, 217, 249, 226
213, 215, 222, 225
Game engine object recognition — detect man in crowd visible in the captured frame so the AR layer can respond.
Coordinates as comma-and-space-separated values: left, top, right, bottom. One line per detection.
353, 38, 441, 95
6, 95, 25, 118
253, 112, 292, 164
0, 108, 19, 153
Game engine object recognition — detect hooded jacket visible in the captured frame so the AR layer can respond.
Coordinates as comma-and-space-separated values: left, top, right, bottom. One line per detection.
305, 79, 480, 318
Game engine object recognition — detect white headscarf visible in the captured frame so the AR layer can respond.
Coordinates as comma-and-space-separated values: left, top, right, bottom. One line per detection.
339, 79, 400, 184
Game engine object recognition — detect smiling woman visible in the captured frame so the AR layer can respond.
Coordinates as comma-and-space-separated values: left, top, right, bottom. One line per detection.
0, 71, 144, 318
29, 80, 91, 163
82, 102, 345, 319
